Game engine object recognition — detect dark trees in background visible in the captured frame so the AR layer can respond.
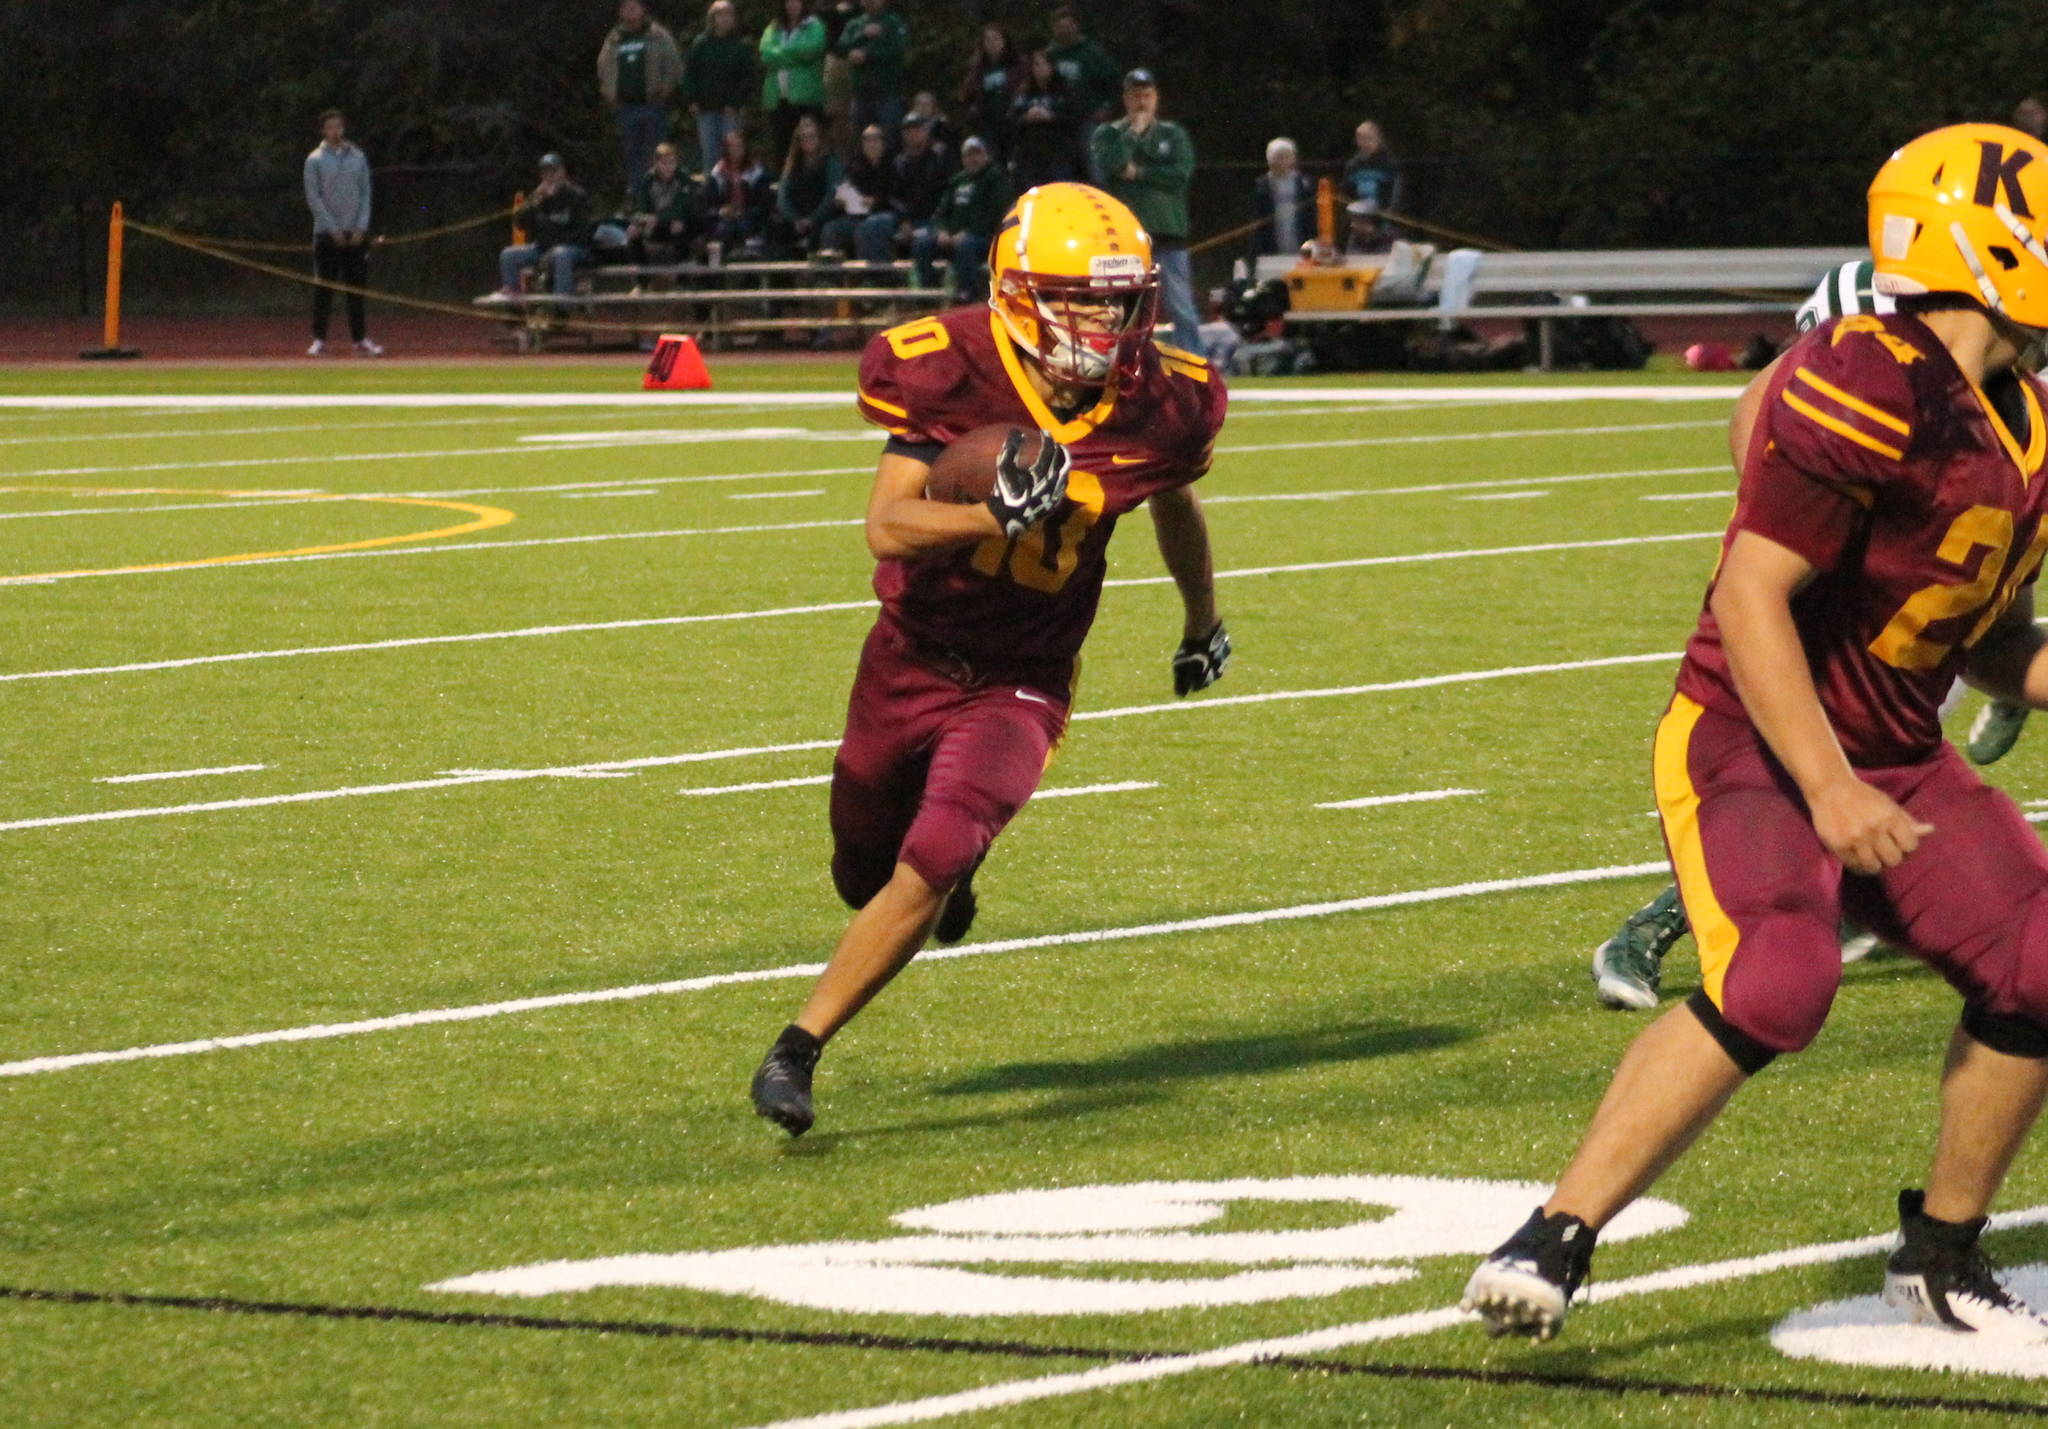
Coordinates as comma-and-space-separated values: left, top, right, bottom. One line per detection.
13, 0, 2048, 307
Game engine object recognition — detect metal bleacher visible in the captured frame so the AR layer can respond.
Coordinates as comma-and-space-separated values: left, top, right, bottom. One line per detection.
1248, 245, 1863, 367
473, 259, 950, 350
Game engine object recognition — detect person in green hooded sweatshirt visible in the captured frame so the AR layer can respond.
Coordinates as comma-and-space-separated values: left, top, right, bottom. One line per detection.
836, 0, 909, 145
761, 0, 828, 169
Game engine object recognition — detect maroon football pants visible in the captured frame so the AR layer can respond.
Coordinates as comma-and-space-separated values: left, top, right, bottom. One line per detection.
1656, 693, 2048, 1056
828, 622, 1069, 908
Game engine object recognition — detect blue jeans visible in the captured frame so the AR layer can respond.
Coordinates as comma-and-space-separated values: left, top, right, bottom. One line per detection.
1155, 243, 1202, 353
500, 243, 588, 295
822, 212, 901, 263
913, 228, 991, 300
694, 108, 739, 177
617, 103, 669, 190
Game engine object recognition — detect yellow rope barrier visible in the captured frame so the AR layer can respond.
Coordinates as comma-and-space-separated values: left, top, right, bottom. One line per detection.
151, 203, 521, 254
123, 218, 662, 336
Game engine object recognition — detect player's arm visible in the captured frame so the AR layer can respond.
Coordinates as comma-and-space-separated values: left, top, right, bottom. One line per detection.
1726, 354, 1785, 469
1149, 484, 1230, 695
863, 450, 1001, 560
1711, 530, 1932, 873
1964, 588, 2048, 707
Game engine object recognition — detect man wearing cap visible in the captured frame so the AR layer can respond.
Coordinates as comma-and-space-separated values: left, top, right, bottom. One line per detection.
912, 135, 1009, 299
1089, 68, 1200, 352
500, 154, 594, 296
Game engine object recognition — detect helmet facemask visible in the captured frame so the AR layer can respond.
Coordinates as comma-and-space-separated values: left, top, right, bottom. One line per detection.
995, 267, 1159, 388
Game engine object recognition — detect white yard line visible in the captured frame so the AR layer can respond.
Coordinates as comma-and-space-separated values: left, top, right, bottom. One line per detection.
0, 414, 606, 447
1316, 788, 1482, 810
0, 857, 1667, 1078
1029, 780, 1158, 799
95, 763, 266, 785
1458, 491, 1549, 502
0, 495, 334, 522
0, 420, 1722, 487
557, 490, 661, 499
744, 1204, 2048, 1429
680, 774, 832, 797
0, 386, 1745, 412
1641, 490, 1736, 502
0, 534, 1715, 680
0, 651, 1679, 832
727, 489, 827, 501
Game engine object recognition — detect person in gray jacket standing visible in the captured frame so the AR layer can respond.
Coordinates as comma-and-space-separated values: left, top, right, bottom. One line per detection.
599, 0, 685, 200
303, 109, 381, 356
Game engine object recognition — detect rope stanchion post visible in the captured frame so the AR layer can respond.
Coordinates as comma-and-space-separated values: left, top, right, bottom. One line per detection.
79, 202, 141, 360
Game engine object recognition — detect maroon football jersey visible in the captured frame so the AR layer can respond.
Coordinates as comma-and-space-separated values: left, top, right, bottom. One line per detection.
854, 305, 1228, 682
1677, 312, 2048, 766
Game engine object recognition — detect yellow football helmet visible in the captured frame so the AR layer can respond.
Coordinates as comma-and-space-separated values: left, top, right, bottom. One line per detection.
989, 182, 1159, 387
1868, 123, 2048, 329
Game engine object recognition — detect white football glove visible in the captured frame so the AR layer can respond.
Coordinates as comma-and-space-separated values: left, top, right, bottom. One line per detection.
987, 428, 1071, 538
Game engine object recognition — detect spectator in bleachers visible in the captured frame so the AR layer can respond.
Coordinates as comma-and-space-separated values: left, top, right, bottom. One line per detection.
598, 0, 683, 202
705, 125, 772, 255
625, 142, 699, 265
761, 0, 828, 167
501, 154, 594, 296
303, 108, 381, 357
1046, 7, 1121, 135
837, 0, 910, 144
1007, 49, 1081, 188
820, 124, 901, 262
2015, 96, 2047, 141
1341, 120, 1403, 218
913, 136, 1010, 299
768, 113, 842, 258
891, 114, 956, 258
1090, 68, 1200, 352
905, 91, 962, 159
959, 24, 1023, 162
1250, 136, 1313, 262
682, 1, 755, 177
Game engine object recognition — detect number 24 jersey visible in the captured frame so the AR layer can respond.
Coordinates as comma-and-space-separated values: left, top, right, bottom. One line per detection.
1678, 312, 2048, 767
854, 306, 1228, 682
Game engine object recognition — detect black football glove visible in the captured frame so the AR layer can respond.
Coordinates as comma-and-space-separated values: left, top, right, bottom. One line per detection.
1172, 621, 1231, 696
986, 428, 1071, 538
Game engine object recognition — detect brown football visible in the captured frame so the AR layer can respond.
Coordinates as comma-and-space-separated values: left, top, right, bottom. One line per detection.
924, 424, 1043, 504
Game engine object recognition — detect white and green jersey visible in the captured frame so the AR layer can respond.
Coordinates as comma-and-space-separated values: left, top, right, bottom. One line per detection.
1794, 259, 1895, 332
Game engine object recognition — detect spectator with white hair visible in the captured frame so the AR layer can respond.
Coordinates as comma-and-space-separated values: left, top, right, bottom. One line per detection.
1250, 136, 1313, 262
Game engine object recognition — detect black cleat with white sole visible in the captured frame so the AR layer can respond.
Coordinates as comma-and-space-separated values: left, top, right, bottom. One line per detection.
1882, 1189, 2048, 1337
1462, 1206, 1598, 1341
750, 1024, 823, 1137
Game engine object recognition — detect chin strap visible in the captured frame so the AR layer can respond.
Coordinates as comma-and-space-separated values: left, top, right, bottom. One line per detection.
1950, 220, 2007, 312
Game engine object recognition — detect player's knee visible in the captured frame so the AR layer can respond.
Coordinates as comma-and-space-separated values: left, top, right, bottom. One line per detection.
897, 800, 991, 895
1718, 916, 1842, 1054
1996, 892, 2048, 1046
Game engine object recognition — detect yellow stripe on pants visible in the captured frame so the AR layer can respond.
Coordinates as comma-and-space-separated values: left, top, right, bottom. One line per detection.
1653, 694, 1743, 1009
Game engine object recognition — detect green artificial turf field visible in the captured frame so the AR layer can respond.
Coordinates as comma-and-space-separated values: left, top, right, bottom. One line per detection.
3, 359, 2047, 1426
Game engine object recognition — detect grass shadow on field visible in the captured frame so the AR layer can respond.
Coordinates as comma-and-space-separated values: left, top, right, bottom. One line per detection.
926, 1021, 1471, 1098
785, 1090, 1160, 1154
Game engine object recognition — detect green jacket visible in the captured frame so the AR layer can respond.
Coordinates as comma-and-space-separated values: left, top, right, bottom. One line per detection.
682, 29, 755, 112
1089, 117, 1194, 240
934, 163, 1011, 236
760, 17, 828, 109
834, 8, 908, 101
1046, 37, 1121, 120
632, 170, 698, 230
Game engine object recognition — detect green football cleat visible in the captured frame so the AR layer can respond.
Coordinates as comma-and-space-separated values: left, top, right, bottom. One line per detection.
1592, 885, 1689, 1011
1967, 700, 2030, 766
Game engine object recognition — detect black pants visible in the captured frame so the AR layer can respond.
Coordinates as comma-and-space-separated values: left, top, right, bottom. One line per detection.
312, 236, 369, 342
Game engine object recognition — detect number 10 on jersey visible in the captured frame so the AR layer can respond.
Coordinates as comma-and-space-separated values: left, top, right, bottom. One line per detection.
972, 467, 1106, 594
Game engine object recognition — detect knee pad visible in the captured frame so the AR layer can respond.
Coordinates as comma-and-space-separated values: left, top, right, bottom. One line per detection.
897, 795, 993, 894
1714, 912, 1843, 1055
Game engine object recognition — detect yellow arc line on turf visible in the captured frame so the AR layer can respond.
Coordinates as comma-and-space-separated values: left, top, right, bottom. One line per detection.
0, 495, 516, 585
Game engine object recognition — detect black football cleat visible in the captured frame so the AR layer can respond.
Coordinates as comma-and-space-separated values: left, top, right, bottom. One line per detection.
1883, 1189, 2048, 1337
750, 1025, 823, 1137
1462, 1207, 1598, 1341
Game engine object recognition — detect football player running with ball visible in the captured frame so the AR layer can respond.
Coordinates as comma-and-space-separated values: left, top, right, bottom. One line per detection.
1593, 259, 2035, 1010
1469, 125, 2048, 1341
749, 183, 1230, 1137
